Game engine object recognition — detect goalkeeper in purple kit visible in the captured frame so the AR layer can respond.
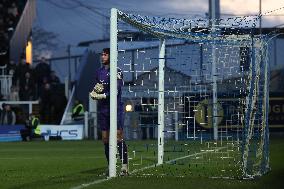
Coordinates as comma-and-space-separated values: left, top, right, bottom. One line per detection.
90, 48, 128, 176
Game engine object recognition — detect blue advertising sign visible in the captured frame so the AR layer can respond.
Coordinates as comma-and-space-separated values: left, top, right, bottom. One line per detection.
40, 125, 84, 140
0, 125, 25, 142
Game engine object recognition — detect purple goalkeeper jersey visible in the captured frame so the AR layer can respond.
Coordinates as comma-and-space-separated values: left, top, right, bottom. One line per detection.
93, 66, 124, 114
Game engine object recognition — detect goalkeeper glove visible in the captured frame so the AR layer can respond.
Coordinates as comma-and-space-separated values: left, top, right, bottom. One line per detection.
90, 91, 106, 100
94, 83, 104, 93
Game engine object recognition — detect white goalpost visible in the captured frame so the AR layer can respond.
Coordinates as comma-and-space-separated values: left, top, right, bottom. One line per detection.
109, 8, 167, 176
109, 8, 118, 178
157, 39, 165, 165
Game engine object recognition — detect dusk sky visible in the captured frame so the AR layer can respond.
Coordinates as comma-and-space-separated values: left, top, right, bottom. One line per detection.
35, 0, 284, 51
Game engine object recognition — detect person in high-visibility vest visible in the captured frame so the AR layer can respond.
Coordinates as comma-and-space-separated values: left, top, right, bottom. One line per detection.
20, 114, 41, 141
71, 100, 85, 121
33, 116, 40, 135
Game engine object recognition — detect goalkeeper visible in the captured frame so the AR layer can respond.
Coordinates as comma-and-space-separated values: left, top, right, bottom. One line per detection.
90, 48, 128, 176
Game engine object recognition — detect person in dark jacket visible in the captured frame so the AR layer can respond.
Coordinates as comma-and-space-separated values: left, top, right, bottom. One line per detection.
0, 103, 16, 125
13, 57, 32, 86
39, 83, 53, 124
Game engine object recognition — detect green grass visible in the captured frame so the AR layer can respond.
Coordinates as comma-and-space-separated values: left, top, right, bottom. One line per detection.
0, 138, 283, 189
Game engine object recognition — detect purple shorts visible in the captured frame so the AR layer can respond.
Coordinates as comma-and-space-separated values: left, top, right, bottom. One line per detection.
98, 111, 124, 131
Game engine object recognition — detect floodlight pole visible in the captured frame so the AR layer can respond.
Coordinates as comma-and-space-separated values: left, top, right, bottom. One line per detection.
109, 8, 118, 178
158, 39, 165, 165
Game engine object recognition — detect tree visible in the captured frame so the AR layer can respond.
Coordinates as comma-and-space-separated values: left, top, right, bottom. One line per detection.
32, 26, 59, 61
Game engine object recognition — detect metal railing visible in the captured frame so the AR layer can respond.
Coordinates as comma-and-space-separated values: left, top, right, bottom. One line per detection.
0, 100, 39, 114
60, 86, 75, 125
0, 75, 12, 97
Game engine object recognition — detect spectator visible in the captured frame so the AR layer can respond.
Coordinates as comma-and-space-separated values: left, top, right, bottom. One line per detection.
19, 71, 35, 101
19, 84, 34, 101
0, 46, 8, 69
71, 99, 84, 121
34, 57, 51, 89
0, 103, 16, 125
7, 60, 17, 76
38, 76, 50, 98
39, 83, 53, 124
51, 90, 67, 124
0, 0, 27, 69
7, 3, 18, 18
14, 57, 31, 86
20, 114, 41, 141
5, 14, 16, 34
0, 93, 5, 101
49, 70, 60, 86
8, 85, 19, 101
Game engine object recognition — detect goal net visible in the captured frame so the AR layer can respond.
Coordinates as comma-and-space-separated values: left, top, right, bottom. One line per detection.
108, 8, 270, 179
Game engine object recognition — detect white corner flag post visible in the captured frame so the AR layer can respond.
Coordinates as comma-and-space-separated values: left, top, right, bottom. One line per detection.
158, 39, 165, 165
109, 8, 118, 178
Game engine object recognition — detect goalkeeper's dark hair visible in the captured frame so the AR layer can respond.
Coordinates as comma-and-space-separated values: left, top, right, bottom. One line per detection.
103, 48, 110, 55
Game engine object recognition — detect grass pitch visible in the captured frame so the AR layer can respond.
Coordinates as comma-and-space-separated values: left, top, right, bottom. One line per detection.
0, 137, 283, 189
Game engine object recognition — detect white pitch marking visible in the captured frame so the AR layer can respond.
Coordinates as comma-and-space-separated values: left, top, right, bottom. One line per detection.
70, 146, 226, 189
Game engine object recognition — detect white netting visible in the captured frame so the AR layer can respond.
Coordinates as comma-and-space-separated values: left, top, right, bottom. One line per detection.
110, 9, 272, 179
